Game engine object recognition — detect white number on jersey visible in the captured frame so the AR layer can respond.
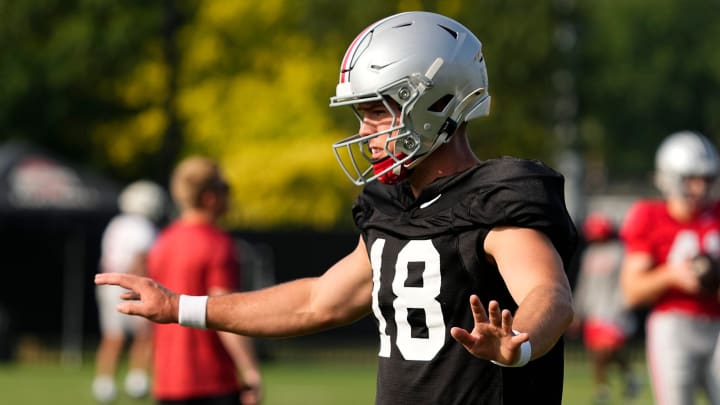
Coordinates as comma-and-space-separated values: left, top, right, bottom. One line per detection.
667, 229, 720, 264
370, 238, 446, 361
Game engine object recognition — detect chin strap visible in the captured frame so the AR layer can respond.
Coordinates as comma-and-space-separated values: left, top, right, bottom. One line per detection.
372, 119, 457, 185
373, 153, 408, 184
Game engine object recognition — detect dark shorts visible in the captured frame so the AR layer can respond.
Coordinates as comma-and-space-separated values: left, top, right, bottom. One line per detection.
157, 391, 240, 405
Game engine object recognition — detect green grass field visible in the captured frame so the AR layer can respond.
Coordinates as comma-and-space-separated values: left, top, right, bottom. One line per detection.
0, 340, 708, 404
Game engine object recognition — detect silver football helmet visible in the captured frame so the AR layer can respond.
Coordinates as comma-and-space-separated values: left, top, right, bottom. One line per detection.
654, 131, 720, 197
119, 180, 166, 222
329, 11, 491, 185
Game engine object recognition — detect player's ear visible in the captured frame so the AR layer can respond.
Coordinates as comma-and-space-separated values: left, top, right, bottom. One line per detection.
198, 189, 217, 209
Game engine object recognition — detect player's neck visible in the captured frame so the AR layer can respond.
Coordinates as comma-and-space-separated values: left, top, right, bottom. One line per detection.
666, 198, 704, 223
180, 209, 217, 225
408, 132, 479, 197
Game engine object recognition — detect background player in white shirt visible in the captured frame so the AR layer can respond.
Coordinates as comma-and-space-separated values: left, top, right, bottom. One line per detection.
92, 180, 166, 403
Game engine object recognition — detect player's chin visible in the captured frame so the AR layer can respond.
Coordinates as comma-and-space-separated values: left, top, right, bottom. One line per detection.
683, 196, 710, 210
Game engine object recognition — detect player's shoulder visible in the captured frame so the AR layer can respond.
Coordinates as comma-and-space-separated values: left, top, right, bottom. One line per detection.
164, 221, 230, 239
625, 199, 666, 219
620, 199, 666, 240
468, 157, 567, 203
476, 156, 563, 181
355, 156, 566, 213
109, 213, 155, 233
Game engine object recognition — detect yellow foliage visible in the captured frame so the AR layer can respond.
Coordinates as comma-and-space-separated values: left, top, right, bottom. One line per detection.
201, 0, 285, 27
93, 107, 166, 166
218, 134, 355, 229
118, 60, 167, 106
182, 35, 223, 73
96, 0, 364, 228
173, 2, 357, 228
396, 0, 423, 13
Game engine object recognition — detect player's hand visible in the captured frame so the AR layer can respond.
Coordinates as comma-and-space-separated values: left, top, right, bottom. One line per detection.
690, 254, 720, 297
450, 295, 529, 365
240, 381, 262, 405
95, 273, 179, 324
668, 260, 702, 295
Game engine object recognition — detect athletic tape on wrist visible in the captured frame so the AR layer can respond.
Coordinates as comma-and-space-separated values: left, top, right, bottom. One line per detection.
178, 295, 208, 329
491, 329, 532, 367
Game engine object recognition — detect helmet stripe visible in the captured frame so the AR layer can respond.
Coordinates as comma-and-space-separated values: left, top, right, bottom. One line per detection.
339, 16, 393, 84
339, 27, 373, 83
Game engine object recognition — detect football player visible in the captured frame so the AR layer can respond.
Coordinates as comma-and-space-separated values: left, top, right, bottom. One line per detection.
573, 214, 639, 404
96, 11, 577, 404
93, 180, 165, 403
620, 131, 720, 405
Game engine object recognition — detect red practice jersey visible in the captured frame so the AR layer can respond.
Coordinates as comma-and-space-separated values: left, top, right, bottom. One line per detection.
148, 221, 240, 400
620, 199, 720, 317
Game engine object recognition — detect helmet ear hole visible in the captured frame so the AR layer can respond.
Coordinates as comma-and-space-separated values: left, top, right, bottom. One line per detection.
428, 94, 454, 113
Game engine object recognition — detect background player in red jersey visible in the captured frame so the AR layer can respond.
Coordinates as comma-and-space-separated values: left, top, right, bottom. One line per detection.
147, 156, 262, 405
620, 131, 720, 405
96, 11, 576, 405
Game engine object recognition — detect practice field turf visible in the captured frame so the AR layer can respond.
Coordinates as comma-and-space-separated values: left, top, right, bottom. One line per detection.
0, 340, 709, 404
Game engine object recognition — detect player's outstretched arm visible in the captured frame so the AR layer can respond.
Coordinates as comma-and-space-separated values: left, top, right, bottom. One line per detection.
95, 236, 374, 338
469, 227, 574, 364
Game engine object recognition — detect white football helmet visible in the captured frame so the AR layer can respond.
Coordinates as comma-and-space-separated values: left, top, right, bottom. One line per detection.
118, 180, 166, 221
329, 11, 491, 185
654, 131, 720, 197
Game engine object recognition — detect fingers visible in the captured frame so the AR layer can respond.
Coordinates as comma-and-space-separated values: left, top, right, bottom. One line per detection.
469, 295, 489, 324
501, 308, 514, 334
116, 300, 144, 316
95, 272, 140, 289
487, 300, 501, 327
450, 326, 475, 347
511, 331, 530, 345
470, 296, 517, 332
120, 291, 141, 301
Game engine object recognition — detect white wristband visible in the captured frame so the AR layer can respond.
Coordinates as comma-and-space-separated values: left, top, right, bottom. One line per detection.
491, 330, 532, 367
178, 295, 208, 329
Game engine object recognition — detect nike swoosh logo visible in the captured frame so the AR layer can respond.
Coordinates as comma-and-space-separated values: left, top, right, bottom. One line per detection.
420, 194, 442, 209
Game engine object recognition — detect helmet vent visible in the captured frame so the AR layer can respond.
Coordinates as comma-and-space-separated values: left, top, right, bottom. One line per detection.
437, 24, 458, 39
392, 22, 413, 29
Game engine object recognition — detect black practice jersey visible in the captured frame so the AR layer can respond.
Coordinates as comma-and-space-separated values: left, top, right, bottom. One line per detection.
352, 157, 578, 405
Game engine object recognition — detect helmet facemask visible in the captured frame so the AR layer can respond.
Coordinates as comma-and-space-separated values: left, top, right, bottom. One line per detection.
332, 74, 446, 185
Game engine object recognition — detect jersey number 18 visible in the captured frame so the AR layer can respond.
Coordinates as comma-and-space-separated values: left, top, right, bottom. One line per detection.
370, 238, 446, 361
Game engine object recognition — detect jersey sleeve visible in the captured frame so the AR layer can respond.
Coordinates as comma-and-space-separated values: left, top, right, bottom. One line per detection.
619, 201, 652, 254
466, 159, 578, 263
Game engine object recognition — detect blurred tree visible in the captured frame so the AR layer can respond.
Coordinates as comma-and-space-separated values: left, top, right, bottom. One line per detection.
6, 0, 716, 229
0, 0, 166, 181
577, 0, 720, 186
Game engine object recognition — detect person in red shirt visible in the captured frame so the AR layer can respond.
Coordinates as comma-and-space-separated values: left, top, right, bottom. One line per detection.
620, 131, 720, 405
148, 156, 262, 405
